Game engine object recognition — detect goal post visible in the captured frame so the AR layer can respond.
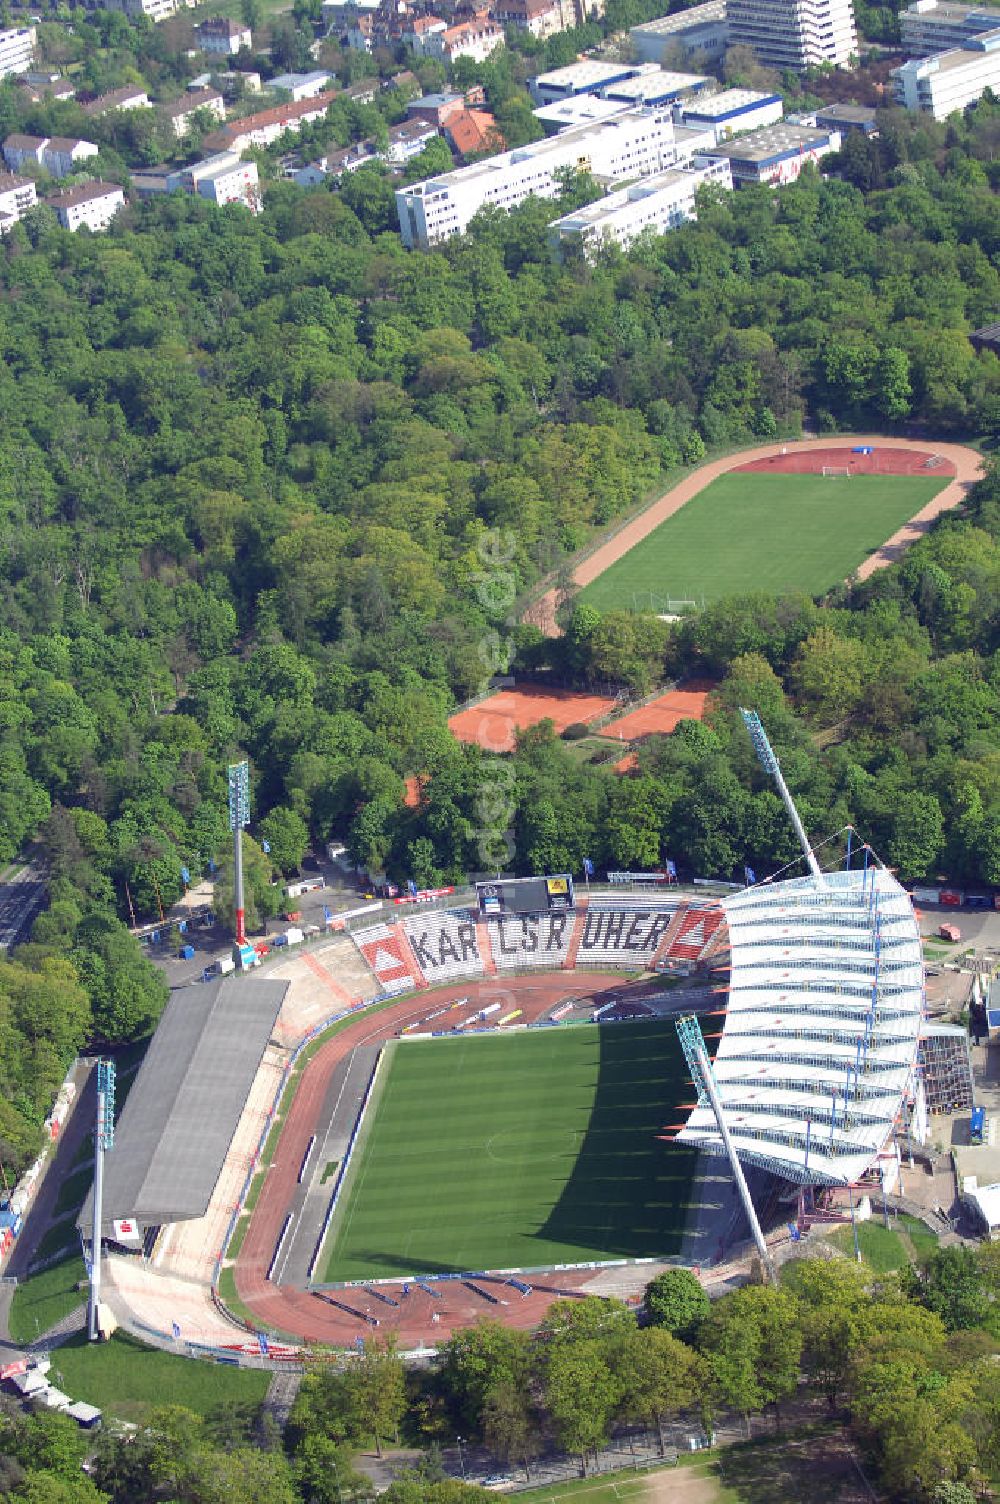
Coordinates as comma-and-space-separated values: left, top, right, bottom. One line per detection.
821, 465, 852, 478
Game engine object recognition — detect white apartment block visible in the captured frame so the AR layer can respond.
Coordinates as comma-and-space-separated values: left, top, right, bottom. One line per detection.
190, 156, 260, 210
901, 0, 1000, 55
198, 17, 252, 53
630, 2, 729, 63
3, 133, 100, 178
101, 0, 194, 20
267, 70, 332, 99
163, 88, 226, 138
892, 32, 1000, 115
727, 0, 858, 70
396, 108, 711, 249
682, 88, 784, 139
47, 181, 125, 231
0, 27, 35, 80
549, 156, 733, 256
0, 171, 36, 233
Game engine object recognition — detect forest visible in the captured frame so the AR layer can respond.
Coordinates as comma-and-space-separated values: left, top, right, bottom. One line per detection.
7, 1251, 1000, 1502
0, 78, 998, 1173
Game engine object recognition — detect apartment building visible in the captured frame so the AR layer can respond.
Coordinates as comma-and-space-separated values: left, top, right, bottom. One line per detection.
47, 180, 125, 232
549, 155, 732, 255
197, 17, 253, 53
3, 134, 100, 178
0, 26, 36, 80
892, 32, 1000, 116
424, 17, 505, 62
101, 0, 194, 21
726, 0, 858, 70
162, 88, 226, 138
201, 91, 335, 151
82, 85, 151, 117
0, 171, 36, 233
396, 107, 707, 248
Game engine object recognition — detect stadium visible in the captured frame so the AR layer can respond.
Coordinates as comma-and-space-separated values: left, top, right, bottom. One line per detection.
75, 715, 941, 1361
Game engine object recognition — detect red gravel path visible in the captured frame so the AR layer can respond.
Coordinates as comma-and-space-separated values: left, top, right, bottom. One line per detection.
528, 436, 981, 635
235, 975, 636, 1348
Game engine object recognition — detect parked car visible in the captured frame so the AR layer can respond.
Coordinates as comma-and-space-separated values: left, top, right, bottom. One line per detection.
281, 910, 302, 922
253, 940, 270, 958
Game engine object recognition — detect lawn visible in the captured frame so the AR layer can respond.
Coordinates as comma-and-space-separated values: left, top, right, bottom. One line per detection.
824, 1219, 909, 1272
47, 1331, 270, 1425
578, 473, 949, 612
8, 1256, 87, 1345
322, 1022, 698, 1282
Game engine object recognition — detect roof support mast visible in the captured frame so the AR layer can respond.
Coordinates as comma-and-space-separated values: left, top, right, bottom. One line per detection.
740, 708, 822, 881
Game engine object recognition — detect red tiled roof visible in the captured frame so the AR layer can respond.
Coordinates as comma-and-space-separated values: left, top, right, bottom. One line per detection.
447, 108, 501, 156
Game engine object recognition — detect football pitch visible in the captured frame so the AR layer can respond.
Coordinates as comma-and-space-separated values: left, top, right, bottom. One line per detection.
578, 472, 949, 612
322, 1022, 698, 1283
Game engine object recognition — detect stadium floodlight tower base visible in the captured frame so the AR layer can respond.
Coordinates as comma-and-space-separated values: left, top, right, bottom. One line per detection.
676, 1013, 775, 1281
87, 1059, 115, 1342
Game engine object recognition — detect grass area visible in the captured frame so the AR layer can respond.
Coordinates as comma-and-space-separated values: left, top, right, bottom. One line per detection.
518, 1472, 662, 1502
578, 472, 949, 612
898, 1212, 939, 1262
323, 1021, 698, 1283
824, 1219, 909, 1272
31, 1216, 80, 1266
47, 1331, 269, 1425
8, 1256, 87, 1345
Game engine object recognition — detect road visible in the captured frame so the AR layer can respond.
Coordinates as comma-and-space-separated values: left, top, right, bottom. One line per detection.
0, 856, 47, 951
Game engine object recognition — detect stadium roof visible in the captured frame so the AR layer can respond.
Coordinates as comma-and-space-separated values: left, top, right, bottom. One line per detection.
80, 975, 286, 1236
678, 868, 923, 1185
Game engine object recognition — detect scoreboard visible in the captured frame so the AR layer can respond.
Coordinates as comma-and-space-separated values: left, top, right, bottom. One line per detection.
476, 874, 575, 915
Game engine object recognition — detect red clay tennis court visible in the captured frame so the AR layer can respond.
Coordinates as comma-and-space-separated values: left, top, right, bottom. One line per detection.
448, 686, 617, 753
736, 446, 956, 478
600, 681, 715, 742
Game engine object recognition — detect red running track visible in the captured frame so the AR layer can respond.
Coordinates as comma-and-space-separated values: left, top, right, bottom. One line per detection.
235, 974, 636, 1348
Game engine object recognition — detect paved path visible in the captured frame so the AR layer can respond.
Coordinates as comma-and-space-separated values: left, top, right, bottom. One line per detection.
529, 435, 983, 634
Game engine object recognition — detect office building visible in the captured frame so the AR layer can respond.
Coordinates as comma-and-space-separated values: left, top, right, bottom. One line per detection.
892, 33, 1000, 116
901, 0, 1000, 55
703, 120, 839, 183
549, 156, 732, 256
727, 0, 858, 70
630, 2, 729, 64
681, 88, 784, 139
397, 107, 696, 249
528, 58, 650, 104
603, 68, 710, 106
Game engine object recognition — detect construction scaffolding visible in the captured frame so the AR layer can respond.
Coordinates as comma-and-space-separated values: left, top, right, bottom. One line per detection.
919, 1023, 974, 1114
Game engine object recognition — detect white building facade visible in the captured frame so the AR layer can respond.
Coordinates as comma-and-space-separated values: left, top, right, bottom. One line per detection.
900, 0, 1000, 57
704, 121, 840, 184
396, 108, 700, 249
549, 156, 733, 256
0, 171, 36, 232
681, 88, 784, 140
892, 34, 1000, 117
630, 2, 730, 64
0, 27, 36, 80
727, 0, 858, 70
48, 181, 125, 231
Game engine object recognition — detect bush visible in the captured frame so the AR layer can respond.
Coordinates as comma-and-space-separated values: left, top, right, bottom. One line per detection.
562, 722, 590, 741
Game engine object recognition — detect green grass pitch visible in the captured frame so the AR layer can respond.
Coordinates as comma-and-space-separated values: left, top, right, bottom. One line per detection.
322, 1022, 698, 1282
578, 472, 950, 612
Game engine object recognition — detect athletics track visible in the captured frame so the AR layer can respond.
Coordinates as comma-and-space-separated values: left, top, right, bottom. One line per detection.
234, 974, 649, 1348
527, 436, 983, 636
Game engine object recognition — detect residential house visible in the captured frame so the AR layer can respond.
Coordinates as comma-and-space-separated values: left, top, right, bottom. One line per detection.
82, 85, 152, 116
162, 88, 226, 138
445, 107, 501, 157
197, 17, 252, 53
201, 91, 336, 151
385, 117, 440, 163
0, 171, 37, 233
426, 16, 504, 62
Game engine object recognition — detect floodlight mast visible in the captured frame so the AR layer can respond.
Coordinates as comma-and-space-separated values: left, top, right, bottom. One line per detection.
740, 709, 822, 881
88, 1059, 115, 1341
676, 1014, 775, 1280
227, 760, 250, 947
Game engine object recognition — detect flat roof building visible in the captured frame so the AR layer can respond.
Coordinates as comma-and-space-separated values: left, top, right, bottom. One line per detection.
892, 33, 1000, 116
901, 0, 1000, 55
397, 107, 699, 249
814, 100, 879, 132
533, 94, 631, 131
549, 155, 732, 256
630, 2, 730, 63
603, 67, 711, 105
703, 121, 840, 183
528, 58, 650, 104
727, 0, 858, 70
267, 69, 333, 99
682, 87, 784, 138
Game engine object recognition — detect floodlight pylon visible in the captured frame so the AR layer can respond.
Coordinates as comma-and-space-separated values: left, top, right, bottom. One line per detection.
88, 1059, 115, 1341
740, 708, 822, 880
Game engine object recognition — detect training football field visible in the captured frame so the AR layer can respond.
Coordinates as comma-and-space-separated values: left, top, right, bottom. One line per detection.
579, 472, 949, 612
322, 1022, 698, 1282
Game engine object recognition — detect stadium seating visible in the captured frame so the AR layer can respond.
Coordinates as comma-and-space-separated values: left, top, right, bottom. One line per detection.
352, 922, 425, 994
660, 905, 724, 962
574, 904, 678, 968
402, 909, 484, 984
487, 910, 574, 970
